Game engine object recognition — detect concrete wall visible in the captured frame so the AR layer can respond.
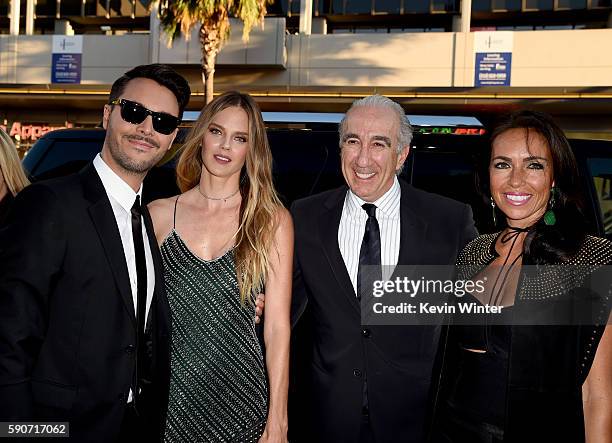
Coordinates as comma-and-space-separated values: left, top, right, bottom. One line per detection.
286, 32, 457, 87
282, 29, 612, 88
0, 34, 150, 84
2, 26, 611, 87
155, 18, 286, 67
510, 29, 612, 86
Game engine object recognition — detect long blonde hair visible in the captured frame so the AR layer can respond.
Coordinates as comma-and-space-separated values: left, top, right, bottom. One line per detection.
0, 129, 30, 196
176, 91, 283, 303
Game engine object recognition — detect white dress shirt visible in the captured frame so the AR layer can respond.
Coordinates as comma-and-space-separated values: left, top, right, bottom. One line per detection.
338, 176, 401, 296
94, 154, 155, 402
93, 154, 155, 325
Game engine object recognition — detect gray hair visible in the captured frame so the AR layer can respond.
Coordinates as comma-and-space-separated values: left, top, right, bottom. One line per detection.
338, 94, 413, 154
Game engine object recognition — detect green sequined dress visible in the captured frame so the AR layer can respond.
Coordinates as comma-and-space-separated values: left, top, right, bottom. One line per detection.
162, 212, 268, 442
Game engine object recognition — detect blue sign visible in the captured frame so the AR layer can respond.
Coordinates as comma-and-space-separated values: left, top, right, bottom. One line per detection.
475, 52, 512, 87
51, 53, 82, 84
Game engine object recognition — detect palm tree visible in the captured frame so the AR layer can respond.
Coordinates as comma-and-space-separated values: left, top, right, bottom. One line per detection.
158, 0, 270, 103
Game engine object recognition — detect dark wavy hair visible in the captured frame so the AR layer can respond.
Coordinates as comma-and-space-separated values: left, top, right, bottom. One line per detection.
109, 64, 191, 120
478, 110, 587, 263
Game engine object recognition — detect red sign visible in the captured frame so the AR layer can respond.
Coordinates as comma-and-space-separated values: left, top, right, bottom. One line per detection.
0, 122, 74, 142
453, 127, 487, 135
416, 127, 487, 136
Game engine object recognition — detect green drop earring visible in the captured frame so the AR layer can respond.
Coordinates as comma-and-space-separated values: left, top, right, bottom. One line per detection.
491, 196, 497, 226
543, 187, 557, 226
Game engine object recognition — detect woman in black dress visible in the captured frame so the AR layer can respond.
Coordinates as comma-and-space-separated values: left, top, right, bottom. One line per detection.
434, 110, 612, 443
0, 128, 30, 226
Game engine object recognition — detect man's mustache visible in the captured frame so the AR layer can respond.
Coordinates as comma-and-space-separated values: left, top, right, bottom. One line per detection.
125, 135, 160, 149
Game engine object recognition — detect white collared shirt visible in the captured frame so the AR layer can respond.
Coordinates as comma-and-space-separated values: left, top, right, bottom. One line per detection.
93, 154, 155, 327
338, 176, 401, 296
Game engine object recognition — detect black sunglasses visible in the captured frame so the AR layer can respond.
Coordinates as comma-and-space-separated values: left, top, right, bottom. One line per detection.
109, 99, 180, 135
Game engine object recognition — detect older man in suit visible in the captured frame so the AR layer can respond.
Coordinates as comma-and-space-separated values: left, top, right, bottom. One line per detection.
0, 64, 190, 441
291, 95, 477, 443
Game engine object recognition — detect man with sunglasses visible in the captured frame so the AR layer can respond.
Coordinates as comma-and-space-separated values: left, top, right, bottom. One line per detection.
0, 64, 190, 442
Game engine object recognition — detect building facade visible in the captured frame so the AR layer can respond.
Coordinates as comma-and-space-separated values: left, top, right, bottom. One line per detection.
1, 0, 611, 152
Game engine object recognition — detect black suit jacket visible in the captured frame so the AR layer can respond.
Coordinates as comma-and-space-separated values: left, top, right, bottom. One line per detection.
291, 179, 476, 443
0, 164, 171, 442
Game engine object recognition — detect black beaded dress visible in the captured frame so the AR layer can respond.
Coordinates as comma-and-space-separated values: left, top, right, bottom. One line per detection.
435, 232, 612, 443
162, 197, 268, 442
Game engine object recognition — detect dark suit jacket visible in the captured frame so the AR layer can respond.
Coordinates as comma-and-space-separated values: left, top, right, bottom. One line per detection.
291, 179, 476, 443
0, 164, 171, 442
0, 193, 14, 228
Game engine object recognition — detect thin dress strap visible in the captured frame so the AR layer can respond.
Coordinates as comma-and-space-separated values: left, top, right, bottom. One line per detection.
173, 195, 179, 229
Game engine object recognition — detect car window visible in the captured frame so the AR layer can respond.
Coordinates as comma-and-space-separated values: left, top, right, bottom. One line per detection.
268, 130, 344, 206
587, 158, 612, 240
409, 149, 494, 234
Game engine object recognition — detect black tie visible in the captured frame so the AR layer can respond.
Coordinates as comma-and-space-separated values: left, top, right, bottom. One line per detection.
357, 203, 382, 302
356, 203, 381, 416
130, 195, 147, 408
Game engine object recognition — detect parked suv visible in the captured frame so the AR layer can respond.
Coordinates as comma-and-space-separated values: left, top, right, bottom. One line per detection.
19, 112, 612, 442
22, 113, 612, 240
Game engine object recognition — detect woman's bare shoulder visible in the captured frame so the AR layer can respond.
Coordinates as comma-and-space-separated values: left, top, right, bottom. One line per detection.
275, 206, 292, 223
148, 196, 179, 217
148, 196, 180, 241
274, 206, 293, 232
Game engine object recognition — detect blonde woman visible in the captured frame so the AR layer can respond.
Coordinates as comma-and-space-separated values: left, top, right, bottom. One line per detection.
149, 91, 292, 443
0, 128, 30, 226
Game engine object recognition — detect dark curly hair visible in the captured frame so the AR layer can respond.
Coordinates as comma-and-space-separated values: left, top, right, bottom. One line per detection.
478, 110, 587, 263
